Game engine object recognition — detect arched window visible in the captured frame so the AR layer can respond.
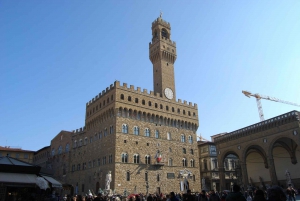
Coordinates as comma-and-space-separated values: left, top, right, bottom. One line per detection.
182, 158, 187, 167
84, 138, 88, 145
51, 148, 55, 156
182, 148, 186, 154
79, 139, 83, 146
148, 101, 152, 106
157, 174, 160, 182
145, 172, 148, 181
122, 153, 128, 163
104, 128, 108, 136
99, 132, 102, 139
58, 146, 62, 154
145, 155, 151, 164
169, 147, 172, 152
120, 94, 124, 100
188, 136, 193, 144
145, 128, 150, 137
161, 28, 168, 38
128, 96, 132, 101
168, 158, 173, 166
142, 100, 145, 105
190, 159, 195, 167
74, 140, 77, 148
65, 144, 69, 152
134, 126, 139, 135
181, 134, 186, 142
122, 124, 128, 133
166, 106, 169, 111
126, 171, 130, 181
110, 125, 114, 134
190, 149, 194, 155
155, 130, 159, 139
167, 132, 171, 140
134, 154, 140, 164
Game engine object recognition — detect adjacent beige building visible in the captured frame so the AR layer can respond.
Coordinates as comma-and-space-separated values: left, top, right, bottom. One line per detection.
0, 146, 35, 164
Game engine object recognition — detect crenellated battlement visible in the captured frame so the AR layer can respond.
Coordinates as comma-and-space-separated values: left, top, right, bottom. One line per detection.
152, 17, 171, 29
86, 83, 115, 106
115, 81, 197, 108
72, 126, 86, 135
85, 80, 198, 109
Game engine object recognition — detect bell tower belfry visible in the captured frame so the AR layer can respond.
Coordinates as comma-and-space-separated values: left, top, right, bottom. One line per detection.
149, 14, 177, 100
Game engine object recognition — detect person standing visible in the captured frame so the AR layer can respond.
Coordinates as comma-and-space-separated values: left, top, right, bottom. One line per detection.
225, 185, 246, 201
209, 190, 220, 201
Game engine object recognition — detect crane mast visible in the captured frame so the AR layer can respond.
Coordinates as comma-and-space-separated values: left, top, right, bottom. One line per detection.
242, 90, 300, 121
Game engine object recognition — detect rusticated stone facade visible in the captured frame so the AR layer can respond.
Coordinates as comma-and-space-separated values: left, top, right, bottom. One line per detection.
37, 16, 201, 195
66, 16, 200, 195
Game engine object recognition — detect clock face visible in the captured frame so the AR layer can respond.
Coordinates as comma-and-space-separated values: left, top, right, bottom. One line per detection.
164, 88, 174, 99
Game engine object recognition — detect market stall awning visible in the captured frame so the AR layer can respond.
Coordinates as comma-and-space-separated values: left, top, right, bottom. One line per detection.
0, 172, 37, 184
41, 175, 62, 188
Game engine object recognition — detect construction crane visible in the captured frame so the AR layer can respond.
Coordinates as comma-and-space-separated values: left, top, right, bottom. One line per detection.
242, 90, 300, 121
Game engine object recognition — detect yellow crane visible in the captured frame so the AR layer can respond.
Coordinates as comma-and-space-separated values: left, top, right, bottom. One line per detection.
242, 90, 300, 121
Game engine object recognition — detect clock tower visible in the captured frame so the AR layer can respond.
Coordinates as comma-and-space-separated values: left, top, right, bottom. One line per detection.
149, 15, 177, 100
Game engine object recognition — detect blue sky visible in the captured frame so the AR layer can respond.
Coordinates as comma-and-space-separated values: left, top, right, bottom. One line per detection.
1, 1, 300, 151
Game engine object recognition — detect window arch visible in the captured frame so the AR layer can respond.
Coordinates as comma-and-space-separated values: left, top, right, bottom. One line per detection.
188, 136, 193, 144
161, 28, 168, 38
79, 139, 83, 146
133, 154, 140, 164
183, 148, 186, 154
51, 148, 55, 156
190, 159, 195, 167
74, 140, 77, 148
142, 100, 145, 105
134, 126, 140, 135
145, 128, 150, 137
65, 144, 70, 152
58, 146, 62, 154
122, 124, 128, 133
110, 125, 114, 134
84, 137, 88, 145
120, 94, 124, 100
182, 158, 187, 167
181, 134, 186, 142
167, 132, 171, 140
128, 96, 132, 101
145, 155, 151, 164
190, 149, 194, 155
99, 132, 102, 139
148, 101, 152, 106
155, 130, 159, 139
135, 98, 138, 103
122, 153, 128, 163
104, 128, 108, 136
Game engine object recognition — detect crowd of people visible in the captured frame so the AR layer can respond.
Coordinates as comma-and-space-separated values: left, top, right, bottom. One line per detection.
62, 185, 297, 201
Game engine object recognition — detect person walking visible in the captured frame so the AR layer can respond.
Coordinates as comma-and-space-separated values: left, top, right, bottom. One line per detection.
208, 190, 220, 201
225, 185, 246, 201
